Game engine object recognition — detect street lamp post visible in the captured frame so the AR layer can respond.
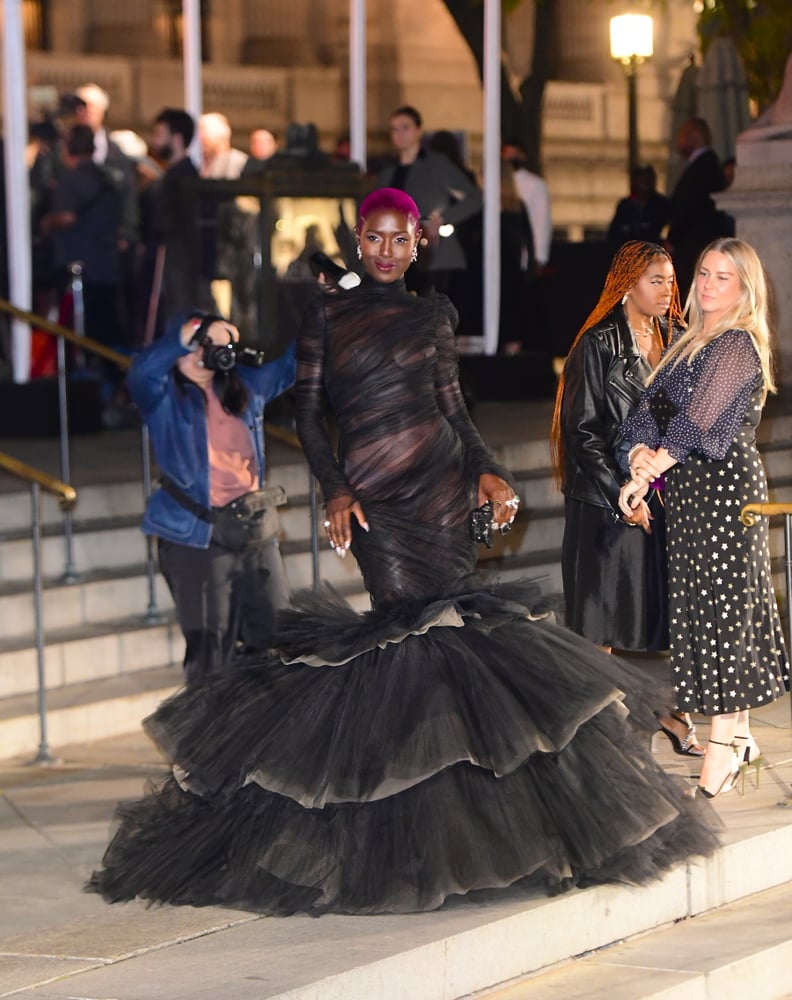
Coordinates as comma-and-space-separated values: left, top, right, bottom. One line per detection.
610, 13, 654, 175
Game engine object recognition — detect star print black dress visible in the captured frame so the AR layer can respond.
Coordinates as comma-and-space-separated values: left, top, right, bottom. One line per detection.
623, 328, 789, 715
89, 278, 721, 916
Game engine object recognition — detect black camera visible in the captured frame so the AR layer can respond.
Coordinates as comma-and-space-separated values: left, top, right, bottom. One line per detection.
202, 340, 236, 372
201, 339, 266, 371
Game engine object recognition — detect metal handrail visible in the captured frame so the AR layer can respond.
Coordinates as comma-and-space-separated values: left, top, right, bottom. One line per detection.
1, 292, 319, 760
740, 503, 792, 527
0, 452, 79, 764
2, 294, 320, 593
0, 451, 76, 509
0, 296, 131, 370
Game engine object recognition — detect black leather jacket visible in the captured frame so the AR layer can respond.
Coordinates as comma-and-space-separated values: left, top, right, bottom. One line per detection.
560, 308, 668, 514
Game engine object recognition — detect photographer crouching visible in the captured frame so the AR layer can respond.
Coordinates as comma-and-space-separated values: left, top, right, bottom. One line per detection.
128, 312, 296, 685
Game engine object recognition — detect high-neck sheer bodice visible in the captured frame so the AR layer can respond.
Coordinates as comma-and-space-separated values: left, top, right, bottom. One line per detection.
296, 280, 510, 606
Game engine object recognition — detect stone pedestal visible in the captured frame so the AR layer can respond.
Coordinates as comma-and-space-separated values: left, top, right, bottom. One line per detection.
717, 132, 792, 384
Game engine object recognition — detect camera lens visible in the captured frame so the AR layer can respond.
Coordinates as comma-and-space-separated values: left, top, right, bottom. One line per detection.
203, 343, 236, 372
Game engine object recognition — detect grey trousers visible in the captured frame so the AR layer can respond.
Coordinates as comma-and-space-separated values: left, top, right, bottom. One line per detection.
158, 532, 290, 686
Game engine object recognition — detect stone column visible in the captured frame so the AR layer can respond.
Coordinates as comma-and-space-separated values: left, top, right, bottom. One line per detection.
719, 54, 792, 383
208, 0, 245, 64
718, 135, 792, 383
48, 0, 86, 52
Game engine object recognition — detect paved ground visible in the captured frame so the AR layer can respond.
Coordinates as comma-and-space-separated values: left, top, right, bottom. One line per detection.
1, 655, 791, 999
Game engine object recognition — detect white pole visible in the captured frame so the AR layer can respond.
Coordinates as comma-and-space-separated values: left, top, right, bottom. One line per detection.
2, 0, 33, 382
482, 0, 501, 355
349, 0, 367, 172
183, 0, 203, 166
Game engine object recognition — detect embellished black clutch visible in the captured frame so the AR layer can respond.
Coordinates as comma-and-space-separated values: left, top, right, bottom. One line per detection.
469, 499, 514, 548
469, 500, 494, 548
470, 500, 502, 549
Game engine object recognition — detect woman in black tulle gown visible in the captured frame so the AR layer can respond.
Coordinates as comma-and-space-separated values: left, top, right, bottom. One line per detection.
89, 189, 720, 916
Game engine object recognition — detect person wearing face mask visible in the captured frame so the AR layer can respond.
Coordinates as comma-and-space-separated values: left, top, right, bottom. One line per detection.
144, 108, 216, 337
127, 311, 295, 685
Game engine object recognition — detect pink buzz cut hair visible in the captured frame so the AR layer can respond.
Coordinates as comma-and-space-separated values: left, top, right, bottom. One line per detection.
358, 187, 421, 229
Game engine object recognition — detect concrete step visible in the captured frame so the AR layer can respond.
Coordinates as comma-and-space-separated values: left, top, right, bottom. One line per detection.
474, 880, 792, 1000
0, 520, 146, 583
0, 615, 183, 702
0, 689, 790, 1000
0, 566, 174, 643
0, 458, 314, 532
0, 664, 179, 762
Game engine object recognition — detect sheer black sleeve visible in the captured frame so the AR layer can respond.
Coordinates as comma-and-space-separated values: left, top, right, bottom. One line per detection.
433, 296, 516, 490
661, 329, 762, 462
295, 292, 357, 506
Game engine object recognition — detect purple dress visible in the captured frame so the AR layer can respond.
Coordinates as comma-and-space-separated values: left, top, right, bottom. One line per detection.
623, 328, 789, 714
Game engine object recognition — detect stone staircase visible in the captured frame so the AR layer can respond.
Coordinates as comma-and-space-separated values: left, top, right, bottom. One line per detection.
1, 406, 791, 762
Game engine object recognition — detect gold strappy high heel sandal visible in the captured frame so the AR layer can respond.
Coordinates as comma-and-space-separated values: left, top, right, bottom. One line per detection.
686, 739, 741, 799
734, 734, 764, 791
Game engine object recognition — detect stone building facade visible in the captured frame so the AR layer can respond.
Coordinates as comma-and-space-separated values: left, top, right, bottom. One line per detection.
6, 0, 701, 236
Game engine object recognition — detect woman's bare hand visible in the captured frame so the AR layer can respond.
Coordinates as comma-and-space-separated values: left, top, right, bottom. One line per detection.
478, 474, 520, 528
323, 495, 369, 557
622, 497, 653, 534
618, 478, 649, 517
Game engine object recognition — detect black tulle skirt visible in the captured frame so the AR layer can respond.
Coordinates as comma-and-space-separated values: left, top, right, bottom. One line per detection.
88, 578, 721, 916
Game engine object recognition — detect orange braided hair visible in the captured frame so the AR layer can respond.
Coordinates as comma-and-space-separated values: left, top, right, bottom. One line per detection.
549, 241, 684, 487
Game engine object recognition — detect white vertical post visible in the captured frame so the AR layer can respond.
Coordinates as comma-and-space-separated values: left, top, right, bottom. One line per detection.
482, 0, 501, 355
2, 0, 33, 382
183, 0, 204, 166
349, 0, 367, 172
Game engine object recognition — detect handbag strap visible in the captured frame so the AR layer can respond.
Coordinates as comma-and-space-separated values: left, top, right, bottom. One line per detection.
159, 474, 214, 523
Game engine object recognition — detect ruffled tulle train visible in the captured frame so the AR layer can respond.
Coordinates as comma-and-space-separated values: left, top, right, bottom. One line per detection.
89, 579, 721, 915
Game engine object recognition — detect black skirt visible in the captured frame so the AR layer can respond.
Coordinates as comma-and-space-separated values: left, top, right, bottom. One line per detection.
562, 492, 668, 651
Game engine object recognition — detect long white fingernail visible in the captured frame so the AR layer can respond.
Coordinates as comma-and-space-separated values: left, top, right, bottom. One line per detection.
362, 522, 370, 532
344, 540, 351, 549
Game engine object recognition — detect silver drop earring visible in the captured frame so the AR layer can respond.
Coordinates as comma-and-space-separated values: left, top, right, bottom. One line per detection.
621, 293, 629, 306
356, 244, 362, 260
411, 245, 418, 262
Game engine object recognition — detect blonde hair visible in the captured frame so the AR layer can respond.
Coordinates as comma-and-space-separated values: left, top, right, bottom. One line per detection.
550, 241, 683, 486
650, 238, 776, 400
77, 83, 110, 113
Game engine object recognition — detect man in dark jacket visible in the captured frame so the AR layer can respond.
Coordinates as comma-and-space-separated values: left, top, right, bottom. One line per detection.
145, 108, 216, 338
666, 117, 732, 301
378, 106, 482, 298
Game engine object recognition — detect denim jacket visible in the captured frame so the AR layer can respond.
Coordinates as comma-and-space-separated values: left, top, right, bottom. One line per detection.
128, 315, 296, 547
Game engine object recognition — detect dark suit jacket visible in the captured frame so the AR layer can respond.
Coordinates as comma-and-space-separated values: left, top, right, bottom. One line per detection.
668, 148, 731, 294
668, 148, 725, 248
378, 150, 482, 272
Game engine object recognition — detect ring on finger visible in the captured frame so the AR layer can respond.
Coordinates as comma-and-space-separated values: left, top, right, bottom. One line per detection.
322, 520, 331, 529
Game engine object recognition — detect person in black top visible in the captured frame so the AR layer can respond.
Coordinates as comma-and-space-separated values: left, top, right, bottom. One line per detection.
666, 118, 732, 301
608, 165, 670, 254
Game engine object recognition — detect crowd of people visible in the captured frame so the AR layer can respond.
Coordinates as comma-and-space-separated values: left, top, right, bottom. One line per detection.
5, 87, 740, 387
2, 91, 788, 916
